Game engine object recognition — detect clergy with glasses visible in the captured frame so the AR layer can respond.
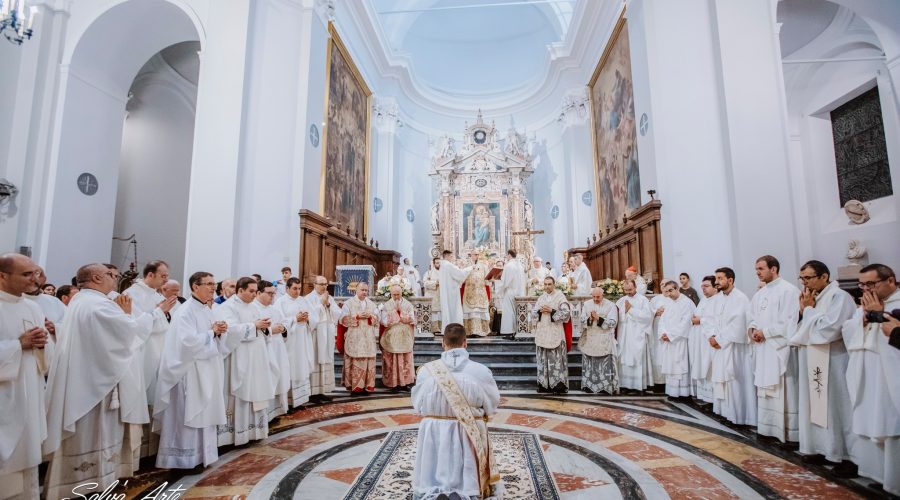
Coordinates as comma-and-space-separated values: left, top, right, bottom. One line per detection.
339, 282, 380, 394
657, 280, 695, 398
579, 287, 619, 394
616, 279, 654, 392
531, 276, 572, 394
254, 280, 292, 419
306, 276, 341, 401
380, 284, 417, 391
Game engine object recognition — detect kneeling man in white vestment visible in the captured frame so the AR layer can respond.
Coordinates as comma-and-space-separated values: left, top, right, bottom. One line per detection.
413, 323, 501, 499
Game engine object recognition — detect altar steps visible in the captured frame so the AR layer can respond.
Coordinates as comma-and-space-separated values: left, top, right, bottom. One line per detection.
333, 336, 585, 390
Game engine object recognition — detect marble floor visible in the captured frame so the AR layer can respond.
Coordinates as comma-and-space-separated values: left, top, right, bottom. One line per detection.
121, 391, 895, 500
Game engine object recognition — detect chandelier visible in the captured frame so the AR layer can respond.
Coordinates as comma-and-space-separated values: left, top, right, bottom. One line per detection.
1, 0, 37, 45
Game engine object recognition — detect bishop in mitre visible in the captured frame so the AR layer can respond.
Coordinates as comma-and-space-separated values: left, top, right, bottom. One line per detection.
153, 271, 229, 469
214, 277, 274, 446
462, 250, 491, 336
438, 250, 472, 329
495, 249, 526, 337
531, 276, 571, 394
412, 323, 501, 499
276, 277, 314, 407
423, 257, 442, 334
380, 284, 417, 391
0, 254, 49, 500
579, 287, 619, 394
339, 282, 380, 393
616, 279, 654, 391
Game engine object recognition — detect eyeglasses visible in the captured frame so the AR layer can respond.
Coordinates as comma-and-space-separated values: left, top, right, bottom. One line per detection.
798, 275, 820, 282
198, 281, 216, 287
858, 279, 884, 289
315, 282, 328, 286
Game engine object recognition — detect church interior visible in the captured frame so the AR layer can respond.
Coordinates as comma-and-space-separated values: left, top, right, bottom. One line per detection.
1, 0, 899, 498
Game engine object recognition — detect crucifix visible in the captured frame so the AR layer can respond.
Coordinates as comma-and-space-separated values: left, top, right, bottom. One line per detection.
512, 228, 544, 264
449, 349, 461, 367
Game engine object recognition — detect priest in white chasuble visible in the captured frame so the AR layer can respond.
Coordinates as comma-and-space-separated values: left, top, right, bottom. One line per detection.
616, 279, 654, 391
708, 267, 756, 426
527, 256, 550, 296
689, 276, 719, 403
438, 250, 472, 332
573, 253, 593, 296
0, 254, 49, 500
657, 280, 695, 397
277, 277, 315, 407
254, 281, 291, 419
842, 264, 900, 493
462, 250, 491, 337
579, 287, 618, 394
153, 272, 228, 470
339, 282, 380, 393
43, 263, 154, 499
423, 258, 442, 334
495, 250, 526, 337
305, 276, 341, 400
412, 323, 501, 499
790, 260, 857, 467
214, 277, 274, 446
531, 276, 572, 394
748, 256, 801, 443
379, 285, 416, 390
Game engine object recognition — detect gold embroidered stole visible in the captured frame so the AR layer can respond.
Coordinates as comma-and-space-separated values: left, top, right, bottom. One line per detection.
424, 359, 498, 497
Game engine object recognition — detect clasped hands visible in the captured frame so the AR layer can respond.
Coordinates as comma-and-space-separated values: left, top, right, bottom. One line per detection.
20, 326, 49, 350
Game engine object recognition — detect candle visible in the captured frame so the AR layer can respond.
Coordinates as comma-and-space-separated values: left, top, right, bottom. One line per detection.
28, 5, 36, 30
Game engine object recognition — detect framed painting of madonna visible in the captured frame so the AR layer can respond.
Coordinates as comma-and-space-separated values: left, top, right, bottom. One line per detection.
320, 22, 372, 235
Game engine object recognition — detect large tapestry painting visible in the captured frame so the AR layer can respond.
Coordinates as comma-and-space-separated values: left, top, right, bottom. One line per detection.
590, 18, 641, 231
321, 23, 371, 234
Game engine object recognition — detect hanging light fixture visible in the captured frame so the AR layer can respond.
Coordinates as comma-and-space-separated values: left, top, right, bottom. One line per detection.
1, 0, 37, 45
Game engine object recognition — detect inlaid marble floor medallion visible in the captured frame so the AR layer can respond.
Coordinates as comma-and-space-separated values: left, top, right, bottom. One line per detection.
125, 393, 887, 500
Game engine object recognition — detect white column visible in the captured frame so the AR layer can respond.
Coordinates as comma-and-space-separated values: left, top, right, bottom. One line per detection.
371, 96, 400, 249
557, 87, 594, 245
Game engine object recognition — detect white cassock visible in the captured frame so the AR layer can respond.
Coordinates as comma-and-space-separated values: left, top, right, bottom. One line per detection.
43, 289, 153, 499
615, 294, 654, 390
406, 267, 422, 297
658, 294, 694, 397
709, 288, 756, 426
254, 299, 291, 419
438, 259, 472, 327
574, 262, 593, 296
214, 296, 273, 446
23, 292, 64, 373
153, 297, 227, 469
790, 281, 857, 462
690, 294, 719, 402
527, 266, 550, 296
305, 290, 342, 395
0, 291, 48, 500
648, 295, 672, 385
275, 294, 315, 405
496, 259, 526, 335
748, 278, 801, 443
412, 348, 501, 498
842, 289, 900, 494
635, 275, 648, 296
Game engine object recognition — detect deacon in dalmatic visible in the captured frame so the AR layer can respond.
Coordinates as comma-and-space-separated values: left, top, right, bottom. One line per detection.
44, 264, 154, 499
616, 279, 654, 391
709, 267, 756, 426
438, 250, 472, 332
306, 276, 341, 400
748, 256, 801, 443
423, 257, 442, 334
254, 280, 291, 419
842, 263, 900, 493
790, 260, 857, 469
379, 284, 417, 391
214, 277, 274, 446
579, 287, 619, 394
657, 280, 695, 397
689, 275, 719, 403
153, 272, 229, 470
462, 250, 491, 336
277, 277, 314, 406
495, 249, 526, 337
412, 323, 501, 499
339, 282, 380, 394
531, 276, 572, 394
0, 254, 49, 500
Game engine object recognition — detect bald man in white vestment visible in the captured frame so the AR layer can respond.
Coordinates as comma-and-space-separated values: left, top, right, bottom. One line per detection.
748, 256, 801, 443
657, 280, 695, 397
842, 264, 900, 493
616, 279, 654, 391
0, 254, 49, 500
43, 264, 155, 499
413, 323, 501, 499
572, 254, 593, 296
254, 280, 291, 419
689, 276, 719, 403
495, 250, 526, 336
527, 256, 550, 296
275, 277, 314, 407
305, 276, 342, 400
214, 278, 274, 446
790, 260, 857, 468
153, 271, 229, 469
708, 268, 755, 426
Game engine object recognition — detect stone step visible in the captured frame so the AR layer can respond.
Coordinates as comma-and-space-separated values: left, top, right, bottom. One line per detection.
333, 360, 584, 378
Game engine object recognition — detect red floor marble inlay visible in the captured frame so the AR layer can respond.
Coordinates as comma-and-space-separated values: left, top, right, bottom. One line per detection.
552, 472, 609, 492
551, 419, 620, 442
270, 431, 330, 453
740, 456, 863, 499
608, 439, 676, 461
648, 464, 739, 500
318, 416, 386, 436
318, 467, 365, 485
389, 413, 424, 425
195, 452, 286, 487
505, 412, 551, 428
581, 405, 668, 429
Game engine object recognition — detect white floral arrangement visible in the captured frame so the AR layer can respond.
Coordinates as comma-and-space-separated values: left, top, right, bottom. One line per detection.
597, 278, 624, 298
532, 278, 573, 297
376, 276, 414, 298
